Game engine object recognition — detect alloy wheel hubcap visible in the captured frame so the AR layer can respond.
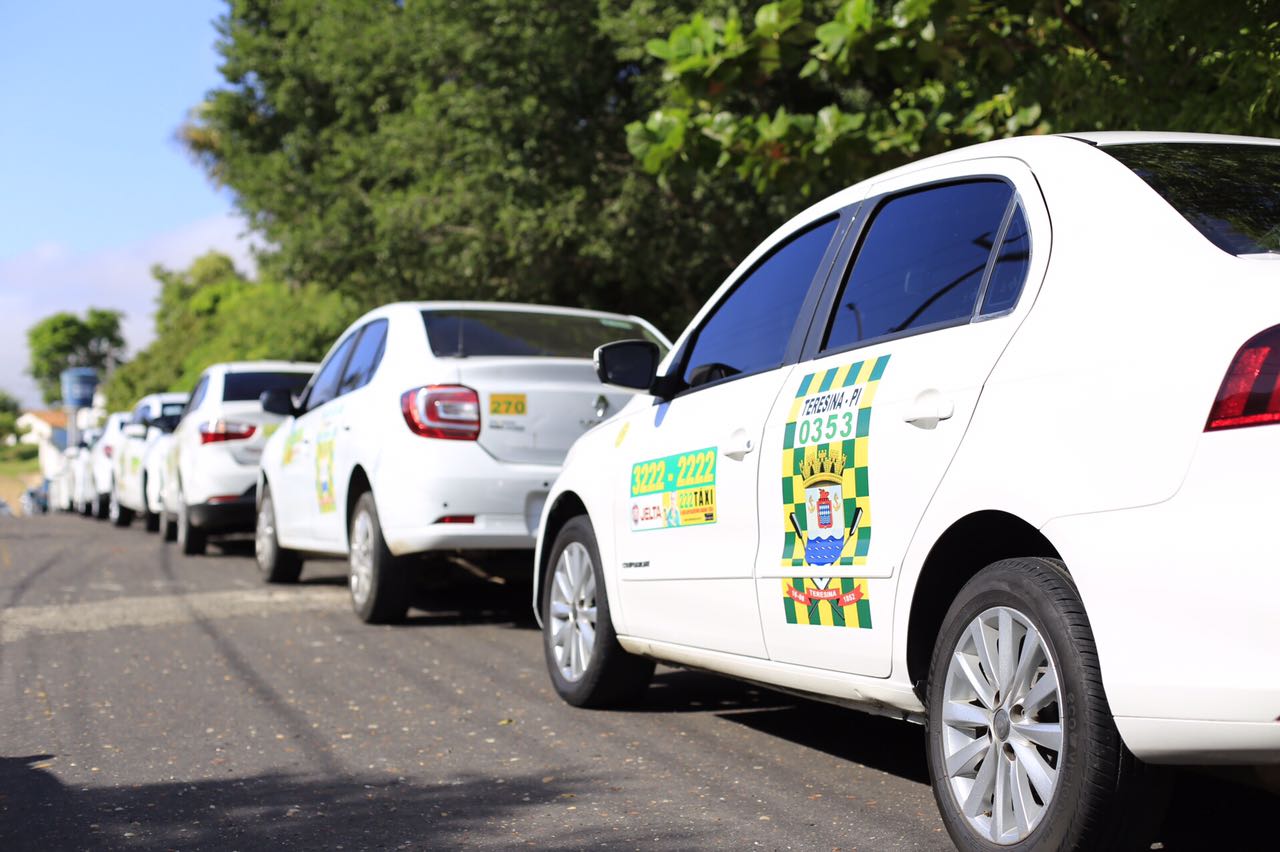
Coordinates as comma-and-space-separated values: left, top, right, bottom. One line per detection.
349, 510, 374, 606
548, 542, 597, 682
941, 606, 1063, 845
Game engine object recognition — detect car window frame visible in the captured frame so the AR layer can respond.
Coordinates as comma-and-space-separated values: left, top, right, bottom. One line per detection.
337, 318, 389, 396
301, 329, 362, 414
184, 375, 210, 417
803, 174, 1026, 363
664, 211, 853, 400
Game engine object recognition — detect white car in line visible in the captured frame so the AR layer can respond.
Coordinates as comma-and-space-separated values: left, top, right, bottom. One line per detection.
256, 302, 669, 624
160, 361, 316, 554
70, 428, 102, 515
90, 413, 129, 519
534, 132, 1280, 850
111, 393, 188, 529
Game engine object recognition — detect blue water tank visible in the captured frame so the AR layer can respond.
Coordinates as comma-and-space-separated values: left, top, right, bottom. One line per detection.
60, 367, 99, 408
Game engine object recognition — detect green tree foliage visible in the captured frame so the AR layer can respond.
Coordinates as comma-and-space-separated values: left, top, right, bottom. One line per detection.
181, 0, 788, 334
102, 252, 355, 410
26, 309, 125, 405
0, 389, 20, 442
630, 1, 1280, 198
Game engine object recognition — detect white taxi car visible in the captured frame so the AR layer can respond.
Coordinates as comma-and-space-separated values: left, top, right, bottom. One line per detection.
535, 132, 1280, 850
256, 302, 669, 624
90, 412, 129, 519
111, 393, 188, 528
160, 361, 316, 553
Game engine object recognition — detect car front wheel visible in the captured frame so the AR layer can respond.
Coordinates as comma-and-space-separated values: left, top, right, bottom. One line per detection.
926, 557, 1161, 851
108, 487, 132, 528
176, 493, 207, 556
542, 516, 654, 708
348, 491, 410, 624
256, 485, 302, 583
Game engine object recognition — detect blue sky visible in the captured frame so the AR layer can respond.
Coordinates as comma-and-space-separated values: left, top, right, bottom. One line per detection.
0, 0, 253, 406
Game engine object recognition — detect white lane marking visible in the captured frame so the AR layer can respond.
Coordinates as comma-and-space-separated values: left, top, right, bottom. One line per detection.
0, 586, 347, 642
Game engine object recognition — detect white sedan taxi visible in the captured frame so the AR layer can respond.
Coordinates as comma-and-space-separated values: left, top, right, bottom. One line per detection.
256, 302, 669, 624
535, 132, 1280, 850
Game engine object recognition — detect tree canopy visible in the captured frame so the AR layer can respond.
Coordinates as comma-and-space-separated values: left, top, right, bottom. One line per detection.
26, 309, 125, 405
103, 0, 1280, 408
101, 253, 354, 411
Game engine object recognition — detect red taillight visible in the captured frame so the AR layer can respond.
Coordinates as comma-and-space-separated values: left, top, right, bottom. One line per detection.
1206, 325, 1280, 431
199, 420, 257, 444
401, 385, 481, 440
104, 446, 113, 459
435, 515, 475, 524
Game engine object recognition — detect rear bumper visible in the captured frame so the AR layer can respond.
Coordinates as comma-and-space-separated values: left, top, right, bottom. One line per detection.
188, 485, 257, 533
1043, 427, 1280, 764
376, 446, 557, 557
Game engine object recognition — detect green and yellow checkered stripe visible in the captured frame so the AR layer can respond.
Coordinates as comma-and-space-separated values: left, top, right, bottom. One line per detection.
782, 578, 873, 629
779, 355, 890, 567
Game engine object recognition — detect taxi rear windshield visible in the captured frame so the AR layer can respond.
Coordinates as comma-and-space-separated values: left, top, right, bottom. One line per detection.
1104, 142, 1280, 255
223, 371, 312, 402
422, 309, 665, 358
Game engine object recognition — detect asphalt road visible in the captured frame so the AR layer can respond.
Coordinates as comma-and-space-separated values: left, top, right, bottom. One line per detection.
0, 514, 1274, 851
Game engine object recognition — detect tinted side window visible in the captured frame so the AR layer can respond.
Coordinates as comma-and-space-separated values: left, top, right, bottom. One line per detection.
683, 217, 839, 388
339, 319, 389, 395
980, 205, 1030, 316
306, 333, 359, 412
825, 181, 1013, 352
186, 376, 209, 415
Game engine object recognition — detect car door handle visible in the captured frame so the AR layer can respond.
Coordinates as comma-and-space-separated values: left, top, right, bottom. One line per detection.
722, 428, 755, 461
904, 391, 955, 430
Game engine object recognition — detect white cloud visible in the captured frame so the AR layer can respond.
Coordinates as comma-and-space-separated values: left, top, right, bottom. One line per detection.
0, 214, 260, 408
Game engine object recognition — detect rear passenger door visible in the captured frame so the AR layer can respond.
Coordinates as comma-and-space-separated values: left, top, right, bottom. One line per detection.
756, 160, 1046, 677
313, 318, 389, 548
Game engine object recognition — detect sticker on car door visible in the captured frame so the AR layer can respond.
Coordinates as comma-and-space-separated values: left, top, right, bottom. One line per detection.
780, 355, 889, 568
315, 431, 337, 514
781, 577, 871, 628
629, 447, 717, 531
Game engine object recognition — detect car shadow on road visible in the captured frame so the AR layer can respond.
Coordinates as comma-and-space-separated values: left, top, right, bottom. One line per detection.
0, 755, 699, 850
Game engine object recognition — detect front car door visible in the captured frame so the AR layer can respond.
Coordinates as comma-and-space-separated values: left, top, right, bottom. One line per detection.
756, 159, 1047, 677
615, 215, 845, 657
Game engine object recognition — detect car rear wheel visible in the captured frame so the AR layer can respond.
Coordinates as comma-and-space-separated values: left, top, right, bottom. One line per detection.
142, 477, 161, 533
256, 485, 302, 583
108, 487, 132, 528
542, 516, 654, 708
176, 493, 207, 556
926, 557, 1162, 851
160, 510, 177, 542
94, 492, 110, 520
348, 491, 410, 624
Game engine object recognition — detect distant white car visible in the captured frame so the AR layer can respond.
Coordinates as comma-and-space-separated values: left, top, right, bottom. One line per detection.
50, 449, 75, 512
256, 302, 669, 623
71, 428, 101, 515
111, 393, 188, 529
91, 413, 129, 519
161, 361, 316, 554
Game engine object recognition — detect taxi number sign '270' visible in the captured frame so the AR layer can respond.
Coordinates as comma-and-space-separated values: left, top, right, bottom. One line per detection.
629, 447, 717, 531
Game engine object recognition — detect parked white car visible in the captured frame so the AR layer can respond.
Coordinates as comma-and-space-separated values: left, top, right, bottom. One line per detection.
70, 428, 101, 515
161, 361, 316, 554
91, 413, 129, 519
256, 302, 669, 623
49, 448, 75, 512
111, 393, 188, 529
534, 132, 1280, 851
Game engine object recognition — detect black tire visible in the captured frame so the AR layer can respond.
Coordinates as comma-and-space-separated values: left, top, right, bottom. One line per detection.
541, 516, 654, 708
347, 491, 410, 624
176, 494, 207, 556
926, 557, 1165, 851
256, 485, 302, 583
94, 492, 110, 520
108, 487, 133, 528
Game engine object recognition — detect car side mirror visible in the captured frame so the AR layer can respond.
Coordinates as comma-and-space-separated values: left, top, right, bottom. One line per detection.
123, 423, 147, 439
594, 340, 660, 391
260, 387, 299, 417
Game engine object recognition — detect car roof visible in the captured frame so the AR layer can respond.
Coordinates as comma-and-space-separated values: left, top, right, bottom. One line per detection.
207, 360, 319, 374
136, 392, 189, 406
368, 300, 658, 325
